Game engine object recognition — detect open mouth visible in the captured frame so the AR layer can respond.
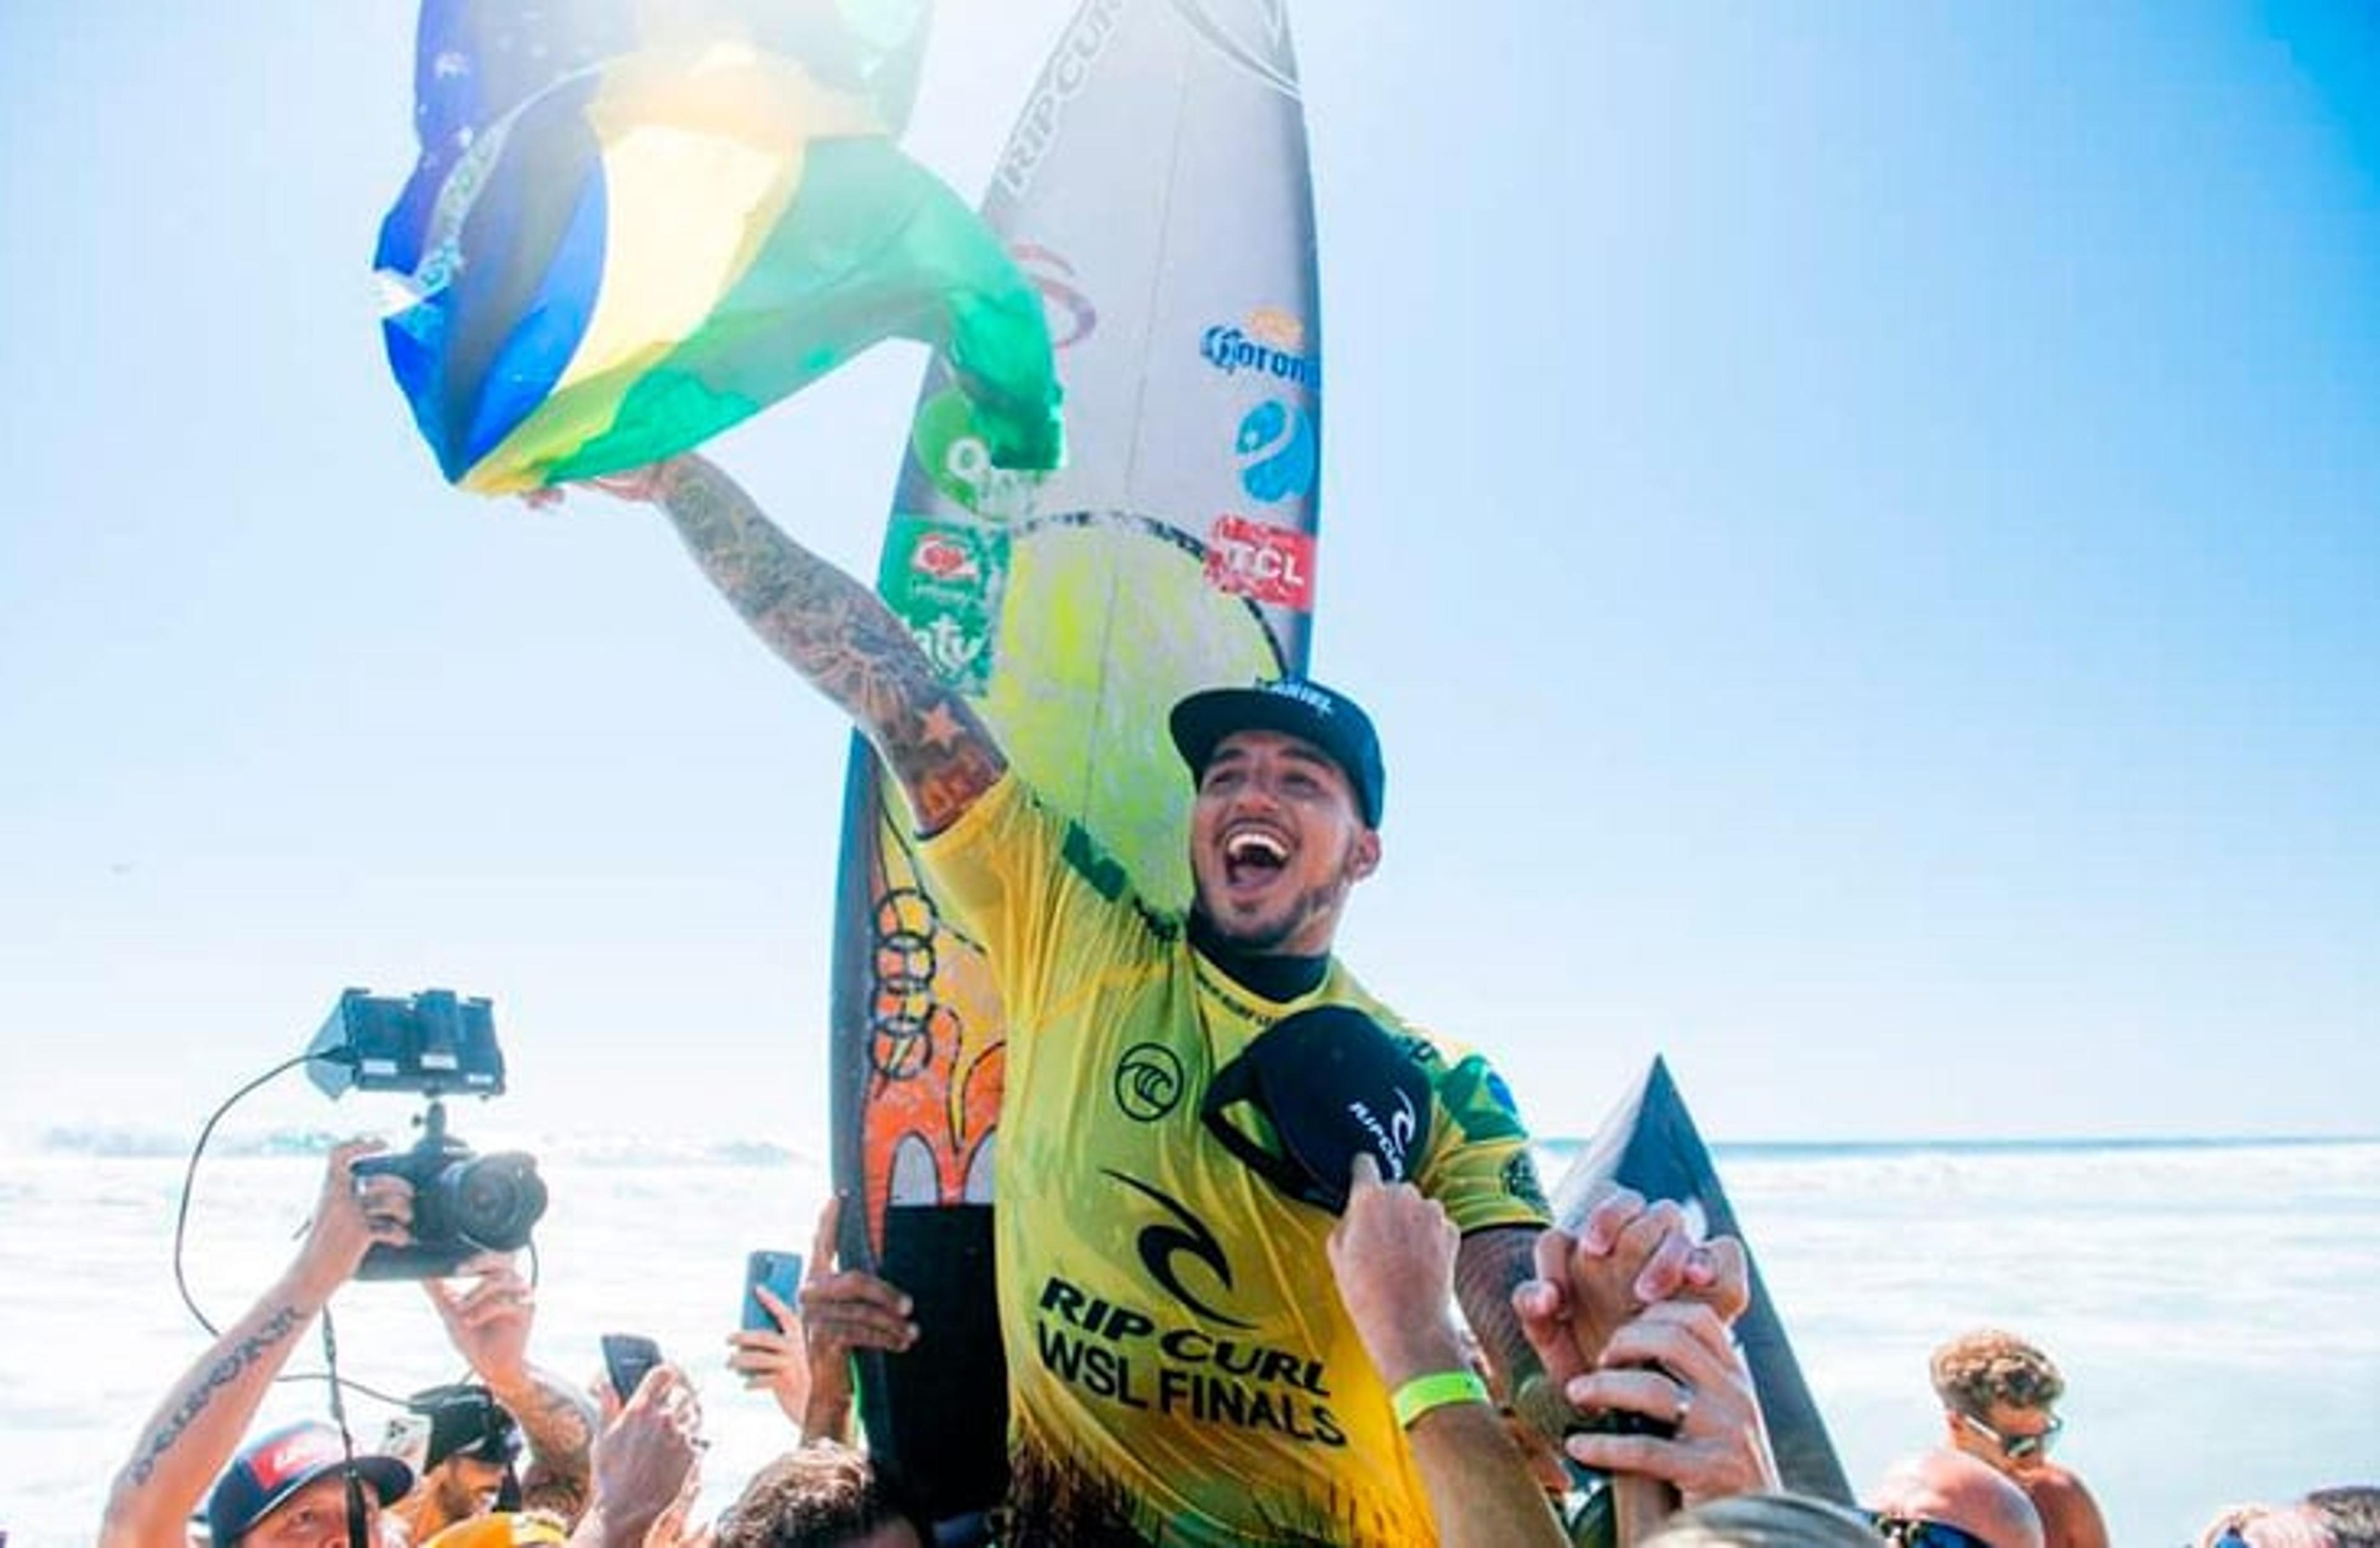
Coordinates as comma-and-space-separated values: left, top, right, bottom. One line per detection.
1222, 828, 1290, 888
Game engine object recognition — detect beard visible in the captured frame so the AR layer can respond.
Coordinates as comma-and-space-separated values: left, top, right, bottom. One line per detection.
1191, 870, 1352, 954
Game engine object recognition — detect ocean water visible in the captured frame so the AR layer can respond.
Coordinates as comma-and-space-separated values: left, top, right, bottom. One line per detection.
4, 1134, 2374, 1547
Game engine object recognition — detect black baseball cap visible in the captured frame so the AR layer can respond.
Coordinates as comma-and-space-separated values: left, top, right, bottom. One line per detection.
207, 1422, 413, 1545
1169, 677, 1385, 827
412, 1384, 526, 1471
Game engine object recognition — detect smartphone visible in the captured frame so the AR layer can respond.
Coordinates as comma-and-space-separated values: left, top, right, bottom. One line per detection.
601, 1332, 663, 1402
742, 1249, 804, 1332
379, 1412, 431, 1475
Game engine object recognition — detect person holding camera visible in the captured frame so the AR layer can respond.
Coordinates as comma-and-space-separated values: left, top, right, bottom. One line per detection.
100, 1139, 418, 1548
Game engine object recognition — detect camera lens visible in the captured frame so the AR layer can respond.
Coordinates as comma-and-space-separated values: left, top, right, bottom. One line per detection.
436, 1153, 549, 1252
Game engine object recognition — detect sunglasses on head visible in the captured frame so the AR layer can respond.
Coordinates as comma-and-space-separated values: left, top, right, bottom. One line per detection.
1868, 1511, 1998, 1548
1954, 1408, 2063, 1460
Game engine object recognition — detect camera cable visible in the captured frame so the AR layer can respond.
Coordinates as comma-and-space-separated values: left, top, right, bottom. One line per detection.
319, 1305, 373, 1548
172, 1049, 337, 1337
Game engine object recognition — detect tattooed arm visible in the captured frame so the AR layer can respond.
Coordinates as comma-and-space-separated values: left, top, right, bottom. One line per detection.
499, 1367, 599, 1519
425, 1260, 598, 1521
100, 1141, 410, 1548
614, 454, 1007, 835
1454, 1226, 1546, 1405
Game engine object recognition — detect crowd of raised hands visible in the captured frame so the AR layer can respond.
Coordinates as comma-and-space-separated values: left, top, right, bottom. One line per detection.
98, 1142, 932, 1548
102, 1138, 1804, 1548
1324, 1150, 1782, 1547
105, 1139, 2365, 1548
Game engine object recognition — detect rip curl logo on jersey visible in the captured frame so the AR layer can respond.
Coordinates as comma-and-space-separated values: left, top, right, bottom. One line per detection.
1033, 1274, 1346, 1447
1104, 1169, 1254, 1329
1235, 399, 1316, 504
1114, 1044, 1186, 1122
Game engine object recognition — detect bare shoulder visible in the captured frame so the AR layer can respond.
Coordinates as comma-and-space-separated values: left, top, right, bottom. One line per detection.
2023, 1465, 2110, 1548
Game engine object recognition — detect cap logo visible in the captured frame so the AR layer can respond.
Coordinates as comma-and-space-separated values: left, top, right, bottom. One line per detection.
252, 1428, 338, 1489
1347, 1088, 1420, 1177
1264, 679, 1335, 716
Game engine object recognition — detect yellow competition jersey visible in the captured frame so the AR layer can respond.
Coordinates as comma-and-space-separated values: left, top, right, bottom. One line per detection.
920, 774, 1551, 1547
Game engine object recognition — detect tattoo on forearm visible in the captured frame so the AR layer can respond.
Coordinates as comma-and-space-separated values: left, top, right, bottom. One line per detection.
1456, 1228, 1544, 1402
125, 1304, 306, 1485
512, 1376, 596, 1516
657, 459, 1005, 830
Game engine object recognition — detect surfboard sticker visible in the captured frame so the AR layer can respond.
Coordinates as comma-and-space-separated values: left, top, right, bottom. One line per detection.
827, 0, 1324, 1517
1553, 1057, 1853, 1504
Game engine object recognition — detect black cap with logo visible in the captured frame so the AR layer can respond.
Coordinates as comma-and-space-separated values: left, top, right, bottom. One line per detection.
1169, 677, 1385, 827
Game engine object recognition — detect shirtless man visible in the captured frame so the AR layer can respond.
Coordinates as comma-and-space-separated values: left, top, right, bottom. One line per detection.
1871, 1448, 2047, 1548
1931, 1329, 2110, 1548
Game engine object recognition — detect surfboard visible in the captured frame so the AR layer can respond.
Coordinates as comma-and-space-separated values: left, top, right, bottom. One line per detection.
827, 1, 1326, 1523
1552, 1056, 1853, 1506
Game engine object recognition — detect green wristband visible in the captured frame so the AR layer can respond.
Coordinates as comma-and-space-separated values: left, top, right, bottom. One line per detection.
1391, 1370, 1491, 1428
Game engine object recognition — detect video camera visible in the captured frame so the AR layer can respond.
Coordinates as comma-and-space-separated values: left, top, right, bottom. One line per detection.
308, 988, 549, 1279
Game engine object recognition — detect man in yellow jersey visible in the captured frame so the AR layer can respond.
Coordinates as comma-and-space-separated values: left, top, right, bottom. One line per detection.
589, 454, 1708, 1544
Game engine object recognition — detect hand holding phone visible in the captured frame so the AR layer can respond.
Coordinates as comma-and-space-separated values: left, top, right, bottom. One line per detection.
743, 1249, 804, 1332
601, 1332, 663, 1403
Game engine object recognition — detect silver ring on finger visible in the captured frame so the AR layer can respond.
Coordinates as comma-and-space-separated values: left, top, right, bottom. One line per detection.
1672, 1384, 1693, 1430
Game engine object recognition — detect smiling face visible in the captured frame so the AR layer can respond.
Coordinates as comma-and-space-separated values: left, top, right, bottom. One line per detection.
425, 1454, 510, 1529
1188, 729, 1380, 956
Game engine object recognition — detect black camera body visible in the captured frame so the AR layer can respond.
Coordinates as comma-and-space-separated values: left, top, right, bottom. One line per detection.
352, 1101, 548, 1280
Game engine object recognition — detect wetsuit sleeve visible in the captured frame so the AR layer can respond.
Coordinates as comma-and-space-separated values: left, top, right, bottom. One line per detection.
1418, 1052, 1554, 1235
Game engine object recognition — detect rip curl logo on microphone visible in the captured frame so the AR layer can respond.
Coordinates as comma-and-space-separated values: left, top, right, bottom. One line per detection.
1114, 1043, 1185, 1122
1346, 1088, 1420, 1179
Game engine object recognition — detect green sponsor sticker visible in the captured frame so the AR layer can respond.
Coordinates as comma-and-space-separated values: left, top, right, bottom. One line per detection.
879, 514, 1009, 695
911, 387, 1044, 519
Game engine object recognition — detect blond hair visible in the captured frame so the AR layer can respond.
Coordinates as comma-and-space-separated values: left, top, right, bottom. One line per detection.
1929, 1329, 2065, 1417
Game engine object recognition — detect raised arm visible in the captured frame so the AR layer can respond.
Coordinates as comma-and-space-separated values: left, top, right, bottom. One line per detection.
101, 1141, 412, 1548
619, 454, 1007, 834
424, 1257, 598, 1521
1331, 1158, 1566, 1548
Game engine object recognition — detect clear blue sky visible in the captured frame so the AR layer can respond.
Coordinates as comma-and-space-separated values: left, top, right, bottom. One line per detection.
1, 2, 2373, 1150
